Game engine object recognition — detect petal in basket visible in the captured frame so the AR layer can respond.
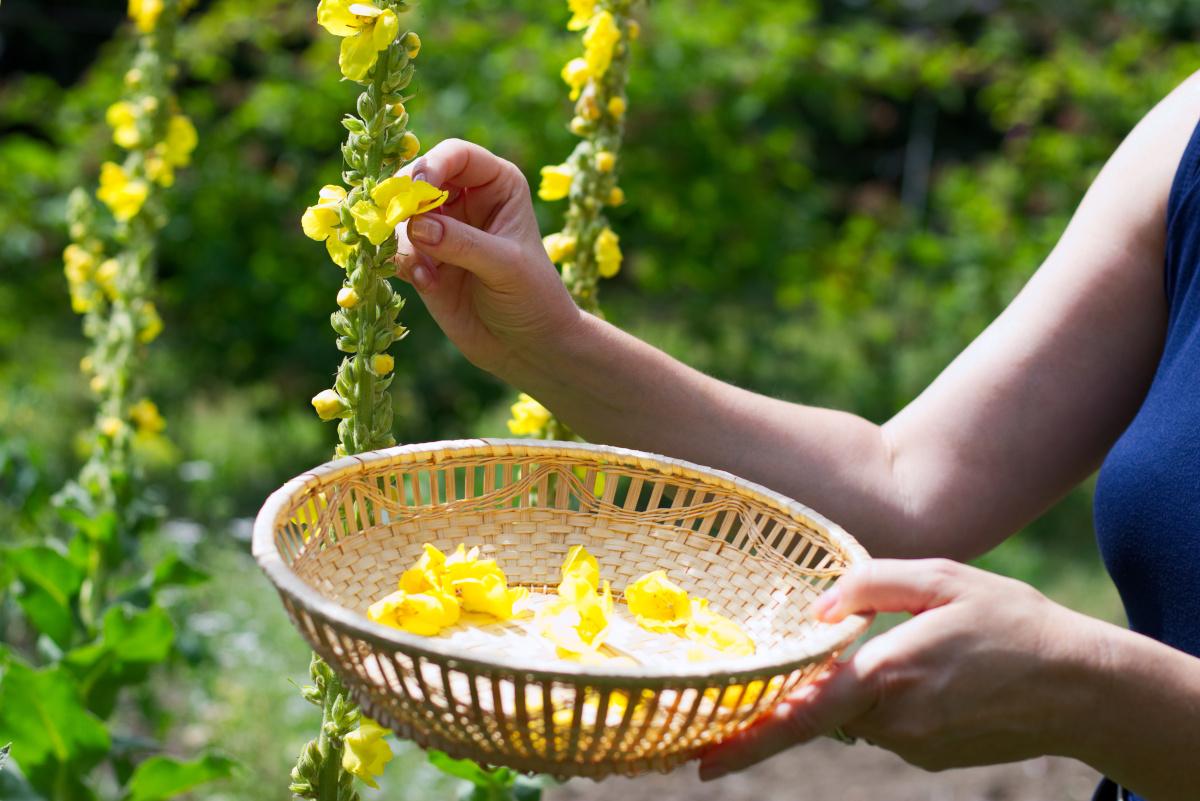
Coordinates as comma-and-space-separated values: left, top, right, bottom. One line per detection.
252, 439, 872, 779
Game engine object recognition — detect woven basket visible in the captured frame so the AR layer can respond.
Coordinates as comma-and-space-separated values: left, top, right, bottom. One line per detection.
253, 439, 870, 779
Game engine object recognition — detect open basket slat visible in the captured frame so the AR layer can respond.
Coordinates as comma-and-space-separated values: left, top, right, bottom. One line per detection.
253, 439, 871, 779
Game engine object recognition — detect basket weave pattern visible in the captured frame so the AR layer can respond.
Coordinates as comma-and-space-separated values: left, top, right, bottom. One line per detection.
253, 439, 870, 778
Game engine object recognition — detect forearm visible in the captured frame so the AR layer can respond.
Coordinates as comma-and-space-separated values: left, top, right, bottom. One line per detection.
1058, 615, 1200, 800
500, 309, 923, 557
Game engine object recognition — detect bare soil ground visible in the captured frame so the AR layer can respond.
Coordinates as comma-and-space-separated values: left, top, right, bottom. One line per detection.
551, 739, 1100, 801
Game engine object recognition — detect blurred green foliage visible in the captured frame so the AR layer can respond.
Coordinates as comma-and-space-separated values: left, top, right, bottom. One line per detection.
3, 0, 1199, 795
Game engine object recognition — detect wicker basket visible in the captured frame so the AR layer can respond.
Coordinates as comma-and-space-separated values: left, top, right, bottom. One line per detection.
253, 439, 870, 779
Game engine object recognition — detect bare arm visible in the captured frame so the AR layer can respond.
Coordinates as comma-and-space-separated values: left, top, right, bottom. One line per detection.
396, 74, 1197, 559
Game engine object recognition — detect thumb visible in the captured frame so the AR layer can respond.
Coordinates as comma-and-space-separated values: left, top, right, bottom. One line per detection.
813, 558, 966, 623
698, 652, 879, 780
407, 212, 521, 286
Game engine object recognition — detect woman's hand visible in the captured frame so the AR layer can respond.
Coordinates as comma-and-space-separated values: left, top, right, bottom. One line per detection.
698, 558, 1103, 780
392, 139, 581, 376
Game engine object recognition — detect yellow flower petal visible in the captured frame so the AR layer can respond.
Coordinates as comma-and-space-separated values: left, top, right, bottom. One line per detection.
583, 11, 620, 79
560, 57, 591, 101
342, 717, 394, 789
561, 545, 599, 591
684, 598, 755, 657
625, 570, 690, 633
567, 0, 597, 31
507, 393, 551, 436
538, 164, 573, 201
595, 227, 622, 278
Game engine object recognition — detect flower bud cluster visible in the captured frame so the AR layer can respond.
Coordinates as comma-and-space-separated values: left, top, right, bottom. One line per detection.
62, 0, 194, 510
303, 0, 447, 457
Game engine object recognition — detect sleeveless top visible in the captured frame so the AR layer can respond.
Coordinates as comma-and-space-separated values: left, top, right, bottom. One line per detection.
1091, 116, 1200, 800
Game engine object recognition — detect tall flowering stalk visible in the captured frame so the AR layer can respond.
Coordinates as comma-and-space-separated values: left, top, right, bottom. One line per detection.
62, 0, 196, 631
294, 0, 447, 795
509, 0, 640, 439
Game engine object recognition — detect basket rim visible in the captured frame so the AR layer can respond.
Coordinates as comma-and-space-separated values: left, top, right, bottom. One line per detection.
253, 438, 872, 683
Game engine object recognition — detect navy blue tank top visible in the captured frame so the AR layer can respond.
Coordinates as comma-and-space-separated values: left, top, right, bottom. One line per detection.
1091, 117, 1200, 800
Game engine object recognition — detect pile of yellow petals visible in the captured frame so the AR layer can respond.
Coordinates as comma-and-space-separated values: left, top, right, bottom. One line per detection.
507, 393, 552, 436
301, 184, 356, 268
594, 227, 622, 278
350, 174, 449, 246
368, 544, 527, 636
97, 162, 149, 222
537, 546, 614, 662
341, 718, 394, 789
317, 0, 400, 82
625, 569, 755, 659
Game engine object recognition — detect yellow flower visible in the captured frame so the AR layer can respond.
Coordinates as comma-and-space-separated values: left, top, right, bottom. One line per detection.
337, 286, 360, 308
595, 150, 616, 173
402, 31, 421, 58
627, 19, 641, 40
595, 227, 621, 278
371, 353, 394, 375
95, 258, 120, 300
538, 164, 573, 202
128, 0, 164, 33
398, 131, 420, 162
560, 544, 599, 591
607, 186, 625, 207
561, 57, 591, 102
540, 578, 612, 661
129, 398, 166, 434
569, 116, 590, 136
316, 0, 400, 82
138, 302, 163, 343
625, 570, 690, 633
164, 114, 198, 168
438, 544, 528, 619
367, 587, 460, 636
106, 101, 141, 149
400, 542, 447, 593
607, 95, 627, 118
341, 718, 394, 789
301, 185, 356, 268
684, 598, 755, 657
567, 0, 596, 30
583, 11, 620, 79
542, 232, 577, 263
100, 416, 125, 438
63, 244, 96, 286
97, 162, 149, 222
311, 388, 349, 421
80, 355, 94, 374
507, 392, 551, 436
350, 175, 449, 246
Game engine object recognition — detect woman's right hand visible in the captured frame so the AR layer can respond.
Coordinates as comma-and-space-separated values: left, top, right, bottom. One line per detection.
393, 139, 581, 376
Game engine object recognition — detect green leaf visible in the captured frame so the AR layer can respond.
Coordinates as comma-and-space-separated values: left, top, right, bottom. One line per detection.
149, 554, 209, 591
123, 754, 236, 801
428, 750, 494, 787
5, 545, 83, 648
65, 605, 175, 717
0, 661, 110, 788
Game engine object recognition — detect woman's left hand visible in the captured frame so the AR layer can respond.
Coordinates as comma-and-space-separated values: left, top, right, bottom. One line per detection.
699, 558, 1100, 780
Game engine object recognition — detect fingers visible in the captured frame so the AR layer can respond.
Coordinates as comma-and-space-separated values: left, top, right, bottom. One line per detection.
406, 212, 521, 285
812, 558, 966, 623
407, 138, 519, 192
698, 655, 880, 781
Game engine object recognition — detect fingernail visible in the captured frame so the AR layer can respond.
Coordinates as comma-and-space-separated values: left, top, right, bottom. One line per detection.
410, 215, 443, 245
413, 169, 425, 183
812, 589, 840, 622
412, 264, 431, 291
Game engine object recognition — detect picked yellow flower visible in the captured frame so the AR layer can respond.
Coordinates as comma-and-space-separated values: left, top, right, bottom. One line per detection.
316, 0, 400, 82
350, 175, 449, 246
106, 101, 141, 149
97, 162, 149, 222
456, 573, 527, 619
566, 0, 596, 30
625, 570, 690, 633
399, 543, 448, 594
367, 587, 460, 636
128, 0, 164, 33
341, 718, 394, 789
540, 576, 613, 661
507, 393, 551, 436
560, 544, 599, 592
560, 57, 591, 101
595, 227, 621, 278
538, 164, 573, 201
583, 11, 621, 79
684, 598, 755, 657
301, 184, 356, 268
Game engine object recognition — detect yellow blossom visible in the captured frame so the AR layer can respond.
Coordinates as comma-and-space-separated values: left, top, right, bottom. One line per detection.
625, 570, 690, 633
455, 573, 527, 619
367, 587, 460, 636
80, 355, 94, 374
542, 232, 577, 263
63, 244, 96, 286
402, 31, 421, 58
311, 388, 349, 421
567, 0, 596, 30
138, 302, 163, 343
350, 175, 449, 245
540, 577, 612, 661
90, 375, 107, 394
507, 392, 551, 436
337, 286, 360, 308
301, 185, 357, 268
684, 598, 755, 657
569, 116, 590, 136
129, 398, 166, 434
398, 131, 420, 162
100, 416, 125, 439
561, 57, 591, 101
316, 0, 400, 82
106, 101, 141, 149
538, 164, 573, 201
595, 227, 621, 278
371, 353, 394, 375
164, 114, 198, 167
128, 0, 164, 33
97, 162, 149, 222
341, 718, 394, 789
607, 96, 627, 118
607, 186, 625, 207
400, 543, 447, 594
95, 259, 120, 299
583, 11, 620, 79
560, 544, 599, 591
595, 150, 616, 173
